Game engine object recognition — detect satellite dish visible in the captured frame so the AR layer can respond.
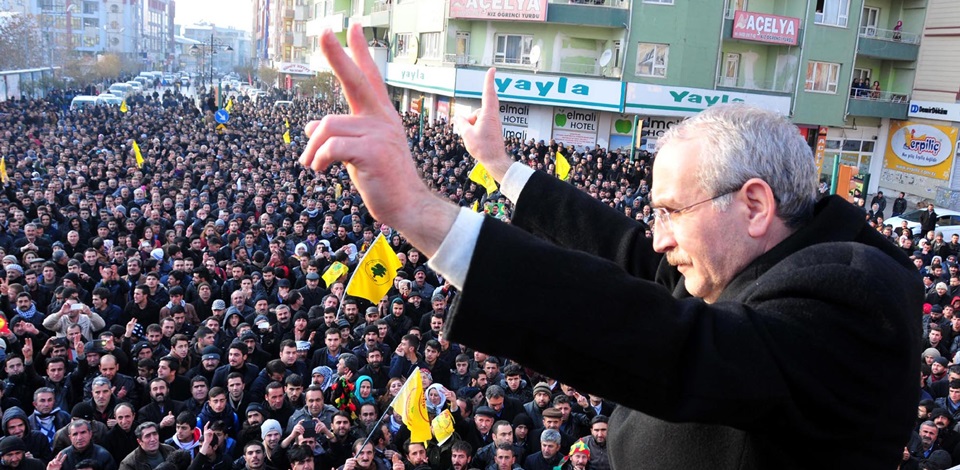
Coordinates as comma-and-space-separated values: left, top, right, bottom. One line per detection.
599, 49, 613, 67
529, 45, 541, 66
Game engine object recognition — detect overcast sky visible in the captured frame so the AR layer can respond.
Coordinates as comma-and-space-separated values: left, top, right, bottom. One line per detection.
176, 0, 253, 32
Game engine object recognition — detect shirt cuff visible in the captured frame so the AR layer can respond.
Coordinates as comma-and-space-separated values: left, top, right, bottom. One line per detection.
426, 207, 485, 290
501, 162, 535, 204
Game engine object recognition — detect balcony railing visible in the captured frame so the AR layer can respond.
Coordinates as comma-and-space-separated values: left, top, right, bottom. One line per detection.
493, 57, 534, 68
549, 0, 627, 8
443, 54, 478, 66
859, 26, 920, 45
715, 76, 792, 94
849, 88, 910, 103
558, 59, 599, 75
372, 1, 392, 12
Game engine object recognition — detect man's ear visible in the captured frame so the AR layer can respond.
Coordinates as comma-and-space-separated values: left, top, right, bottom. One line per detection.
740, 178, 778, 239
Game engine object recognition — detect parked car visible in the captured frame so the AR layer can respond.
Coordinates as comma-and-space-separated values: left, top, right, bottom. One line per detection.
886, 207, 960, 240
69, 95, 99, 110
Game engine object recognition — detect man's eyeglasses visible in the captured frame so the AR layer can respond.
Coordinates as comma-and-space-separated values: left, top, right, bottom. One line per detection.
651, 185, 742, 232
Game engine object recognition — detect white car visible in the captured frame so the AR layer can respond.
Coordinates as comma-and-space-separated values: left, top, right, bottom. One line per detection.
886, 207, 960, 240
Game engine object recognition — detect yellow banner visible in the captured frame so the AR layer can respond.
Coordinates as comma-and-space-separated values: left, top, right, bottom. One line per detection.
431, 410, 455, 445
884, 121, 958, 181
393, 368, 431, 443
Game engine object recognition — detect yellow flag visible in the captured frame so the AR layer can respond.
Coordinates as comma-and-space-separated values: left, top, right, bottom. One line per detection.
225, 98, 233, 112
334, 183, 342, 200
393, 368, 431, 443
556, 151, 570, 181
0, 157, 8, 185
322, 261, 348, 288
471, 200, 479, 212
283, 129, 291, 145
431, 409, 455, 445
285, 119, 290, 129
346, 233, 402, 303
132, 140, 144, 168
119, 100, 128, 113
469, 163, 498, 195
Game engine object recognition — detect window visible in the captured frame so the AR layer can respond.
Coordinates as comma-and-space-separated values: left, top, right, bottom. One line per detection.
636, 43, 668, 78
494, 34, 533, 66
805, 61, 840, 94
815, 0, 849, 27
83, 1, 98, 14
419, 32, 441, 60
643, 0, 673, 3
395, 33, 415, 58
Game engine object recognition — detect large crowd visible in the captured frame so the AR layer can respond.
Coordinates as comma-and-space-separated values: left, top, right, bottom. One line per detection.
0, 79, 943, 470
0, 82, 635, 470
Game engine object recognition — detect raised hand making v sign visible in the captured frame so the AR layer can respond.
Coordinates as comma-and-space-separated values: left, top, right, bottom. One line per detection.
299, 23, 504, 259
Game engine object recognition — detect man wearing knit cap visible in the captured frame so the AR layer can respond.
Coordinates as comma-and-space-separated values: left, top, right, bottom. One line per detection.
0, 436, 45, 470
930, 407, 960, 453
260, 418, 289, 470
556, 440, 590, 470
524, 382, 553, 426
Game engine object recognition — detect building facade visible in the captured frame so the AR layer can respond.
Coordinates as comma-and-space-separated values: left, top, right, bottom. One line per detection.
253, 0, 313, 87
0, 0, 177, 70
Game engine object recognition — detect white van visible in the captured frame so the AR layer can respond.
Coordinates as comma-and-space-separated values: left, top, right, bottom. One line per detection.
70, 95, 99, 110
109, 83, 133, 98
125, 81, 143, 94
97, 94, 124, 106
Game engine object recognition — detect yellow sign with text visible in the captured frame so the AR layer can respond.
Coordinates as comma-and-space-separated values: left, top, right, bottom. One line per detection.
884, 121, 958, 180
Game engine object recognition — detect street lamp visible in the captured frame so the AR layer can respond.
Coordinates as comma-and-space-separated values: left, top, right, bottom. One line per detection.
190, 33, 233, 88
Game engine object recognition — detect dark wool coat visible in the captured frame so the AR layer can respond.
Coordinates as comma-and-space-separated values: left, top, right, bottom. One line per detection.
445, 171, 921, 469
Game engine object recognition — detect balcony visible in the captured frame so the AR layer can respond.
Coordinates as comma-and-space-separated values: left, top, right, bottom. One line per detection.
847, 88, 910, 119
857, 27, 920, 61
443, 54, 479, 66
293, 32, 306, 48
284, 8, 294, 19
351, 2, 390, 28
546, 0, 628, 28
715, 76, 792, 95
295, 5, 309, 21
306, 13, 346, 35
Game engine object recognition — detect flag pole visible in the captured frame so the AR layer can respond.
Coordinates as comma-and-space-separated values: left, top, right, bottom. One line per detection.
353, 369, 420, 458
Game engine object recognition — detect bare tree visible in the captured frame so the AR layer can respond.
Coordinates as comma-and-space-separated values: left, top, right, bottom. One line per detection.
0, 14, 43, 70
257, 65, 278, 88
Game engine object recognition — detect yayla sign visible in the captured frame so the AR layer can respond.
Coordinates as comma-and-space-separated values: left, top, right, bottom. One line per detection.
732, 11, 800, 46
624, 83, 791, 117
455, 69, 623, 111
385, 63, 457, 95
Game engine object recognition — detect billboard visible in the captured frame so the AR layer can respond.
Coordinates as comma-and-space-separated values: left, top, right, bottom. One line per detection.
449, 0, 548, 22
884, 121, 958, 181
732, 11, 800, 46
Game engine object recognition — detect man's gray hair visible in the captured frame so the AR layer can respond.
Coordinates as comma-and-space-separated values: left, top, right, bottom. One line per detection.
541, 428, 562, 444
91, 377, 111, 389
659, 104, 817, 228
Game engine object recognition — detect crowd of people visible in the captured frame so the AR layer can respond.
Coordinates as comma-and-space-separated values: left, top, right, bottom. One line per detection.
0, 82, 645, 470
0, 71, 949, 469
